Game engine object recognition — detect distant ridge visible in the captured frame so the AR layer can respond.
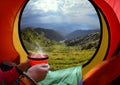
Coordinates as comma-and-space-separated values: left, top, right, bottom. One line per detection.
34, 28, 65, 41
65, 31, 100, 49
65, 29, 99, 40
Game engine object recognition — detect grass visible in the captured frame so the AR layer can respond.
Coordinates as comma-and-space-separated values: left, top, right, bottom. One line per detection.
47, 49, 95, 71
28, 43, 96, 71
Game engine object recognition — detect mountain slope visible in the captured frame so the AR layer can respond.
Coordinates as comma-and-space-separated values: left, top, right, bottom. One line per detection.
65, 31, 100, 49
65, 29, 99, 40
20, 27, 55, 51
34, 28, 65, 41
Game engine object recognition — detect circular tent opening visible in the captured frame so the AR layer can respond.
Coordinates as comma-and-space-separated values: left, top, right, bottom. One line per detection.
19, 0, 101, 71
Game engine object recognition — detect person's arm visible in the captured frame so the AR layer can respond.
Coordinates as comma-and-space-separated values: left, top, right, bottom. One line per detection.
20, 64, 50, 85
0, 60, 49, 85
0, 67, 20, 85
0, 60, 31, 85
83, 52, 120, 85
19, 74, 37, 85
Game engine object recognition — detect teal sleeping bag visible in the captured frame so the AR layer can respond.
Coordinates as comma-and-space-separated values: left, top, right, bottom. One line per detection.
38, 66, 82, 85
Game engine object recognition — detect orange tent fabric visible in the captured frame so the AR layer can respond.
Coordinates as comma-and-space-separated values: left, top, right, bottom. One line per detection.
0, 0, 26, 62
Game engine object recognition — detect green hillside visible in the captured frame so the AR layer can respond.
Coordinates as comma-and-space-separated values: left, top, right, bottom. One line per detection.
21, 27, 55, 52
20, 27, 100, 70
65, 31, 100, 50
34, 28, 64, 41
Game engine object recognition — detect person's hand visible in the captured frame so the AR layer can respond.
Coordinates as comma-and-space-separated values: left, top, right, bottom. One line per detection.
17, 60, 31, 72
27, 64, 50, 82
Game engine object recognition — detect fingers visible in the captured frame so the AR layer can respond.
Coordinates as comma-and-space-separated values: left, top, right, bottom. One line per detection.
34, 64, 50, 69
28, 64, 50, 72
36, 64, 50, 71
40, 64, 50, 69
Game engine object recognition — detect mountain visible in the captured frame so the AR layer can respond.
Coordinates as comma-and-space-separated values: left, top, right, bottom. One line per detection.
65, 31, 100, 49
21, 23, 77, 36
21, 27, 64, 51
34, 28, 65, 41
21, 23, 100, 37
65, 29, 99, 40
21, 27, 100, 51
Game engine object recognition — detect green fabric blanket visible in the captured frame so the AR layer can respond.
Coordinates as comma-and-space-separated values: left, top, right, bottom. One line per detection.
38, 66, 82, 85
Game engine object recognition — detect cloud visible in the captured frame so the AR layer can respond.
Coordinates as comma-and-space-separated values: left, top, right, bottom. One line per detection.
20, 0, 100, 30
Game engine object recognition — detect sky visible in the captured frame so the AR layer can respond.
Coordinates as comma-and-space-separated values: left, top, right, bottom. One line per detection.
20, 0, 100, 33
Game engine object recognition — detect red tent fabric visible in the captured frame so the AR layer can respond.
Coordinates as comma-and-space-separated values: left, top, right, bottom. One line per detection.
83, 0, 120, 84
104, 0, 120, 59
94, 0, 120, 59
0, 0, 26, 63
105, 0, 120, 23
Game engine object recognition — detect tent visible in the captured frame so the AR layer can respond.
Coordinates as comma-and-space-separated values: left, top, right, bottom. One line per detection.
0, 0, 120, 85
0, 0, 28, 63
